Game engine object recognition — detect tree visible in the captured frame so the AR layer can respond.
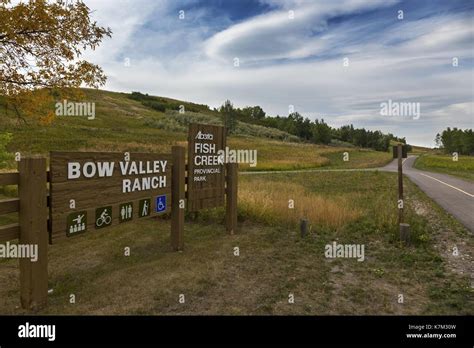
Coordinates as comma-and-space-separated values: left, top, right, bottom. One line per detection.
434, 133, 442, 148
0, 132, 13, 168
0, 0, 112, 123
220, 99, 237, 134
250, 106, 266, 121
439, 127, 474, 155
312, 118, 332, 144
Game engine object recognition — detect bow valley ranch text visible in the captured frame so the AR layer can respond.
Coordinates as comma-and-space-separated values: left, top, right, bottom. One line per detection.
67, 160, 168, 193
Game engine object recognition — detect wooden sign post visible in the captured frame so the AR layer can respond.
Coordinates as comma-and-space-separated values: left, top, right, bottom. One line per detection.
225, 163, 238, 235
187, 123, 226, 211
171, 146, 185, 251
397, 143, 404, 224
392, 144, 407, 224
392, 144, 410, 242
187, 123, 238, 234
19, 157, 48, 310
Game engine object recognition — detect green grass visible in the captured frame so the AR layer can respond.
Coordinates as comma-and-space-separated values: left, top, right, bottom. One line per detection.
1, 171, 471, 315
409, 145, 434, 155
320, 149, 392, 169
414, 155, 474, 182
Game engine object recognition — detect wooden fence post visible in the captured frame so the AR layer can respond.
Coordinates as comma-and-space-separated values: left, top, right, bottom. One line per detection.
226, 163, 238, 235
171, 146, 185, 251
300, 218, 308, 237
19, 157, 48, 310
400, 223, 411, 244
397, 143, 404, 224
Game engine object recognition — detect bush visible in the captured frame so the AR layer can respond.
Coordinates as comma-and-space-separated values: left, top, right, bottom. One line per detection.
235, 122, 300, 142
129, 92, 211, 114
0, 132, 13, 168
166, 110, 222, 127
142, 100, 166, 113
329, 139, 355, 148
143, 118, 186, 132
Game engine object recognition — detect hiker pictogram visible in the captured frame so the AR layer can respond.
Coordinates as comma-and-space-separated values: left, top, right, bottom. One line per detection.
139, 198, 151, 217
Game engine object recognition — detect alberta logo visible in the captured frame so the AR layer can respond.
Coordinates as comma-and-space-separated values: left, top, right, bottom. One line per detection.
195, 131, 213, 140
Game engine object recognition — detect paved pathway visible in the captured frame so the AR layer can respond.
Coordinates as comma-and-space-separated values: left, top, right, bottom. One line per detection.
381, 156, 473, 232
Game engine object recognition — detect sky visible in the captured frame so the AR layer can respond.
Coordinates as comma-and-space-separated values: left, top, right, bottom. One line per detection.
82, 0, 473, 147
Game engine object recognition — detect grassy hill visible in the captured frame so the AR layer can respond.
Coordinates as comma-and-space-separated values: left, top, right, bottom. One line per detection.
409, 145, 434, 155
0, 88, 392, 171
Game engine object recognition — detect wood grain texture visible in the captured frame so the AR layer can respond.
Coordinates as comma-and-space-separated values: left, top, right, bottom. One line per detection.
19, 157, 48, 310
50, 152, 172, 239
0, 172, 19, 185
187, 124, 226, 212
225, 163, 238, 234
171, 146, 185, 251
0, 198, 19, 214
0, 223, 20, 242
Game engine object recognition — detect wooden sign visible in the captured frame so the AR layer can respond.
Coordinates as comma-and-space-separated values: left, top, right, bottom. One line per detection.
187, 124, 226, 211
392, 145, 408, 159
50, 152, 172, 239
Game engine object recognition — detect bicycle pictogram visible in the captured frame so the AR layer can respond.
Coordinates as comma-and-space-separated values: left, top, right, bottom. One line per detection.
95, 207, 112, 228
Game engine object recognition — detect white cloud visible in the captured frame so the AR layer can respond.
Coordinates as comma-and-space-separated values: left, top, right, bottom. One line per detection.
204, 0, 399, 62
82, 0, 168, 63
80, 0, 473, 148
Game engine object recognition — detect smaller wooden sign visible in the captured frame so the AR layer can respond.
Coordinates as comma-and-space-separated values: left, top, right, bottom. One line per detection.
187, 124, 226, 212
392, 145, 408, 159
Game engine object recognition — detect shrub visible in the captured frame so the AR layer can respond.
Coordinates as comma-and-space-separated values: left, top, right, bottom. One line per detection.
142, 100, 166, 113
0, 132, 13, 168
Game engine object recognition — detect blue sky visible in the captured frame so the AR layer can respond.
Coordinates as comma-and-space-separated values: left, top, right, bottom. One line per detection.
84, 0, 473, 147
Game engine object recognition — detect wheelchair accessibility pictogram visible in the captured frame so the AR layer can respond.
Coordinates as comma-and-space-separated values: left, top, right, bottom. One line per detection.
156, 195, 167, 213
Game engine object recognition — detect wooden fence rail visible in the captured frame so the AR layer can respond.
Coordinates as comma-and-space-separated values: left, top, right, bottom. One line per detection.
0, 172, 19, 186
0, 223, 20, 242
0, 198, 20, 215
0, 172, 20, 243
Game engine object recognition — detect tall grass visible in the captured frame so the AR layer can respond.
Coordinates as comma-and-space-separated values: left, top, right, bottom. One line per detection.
238, 171, 433, 248
239, 178, 362, 228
